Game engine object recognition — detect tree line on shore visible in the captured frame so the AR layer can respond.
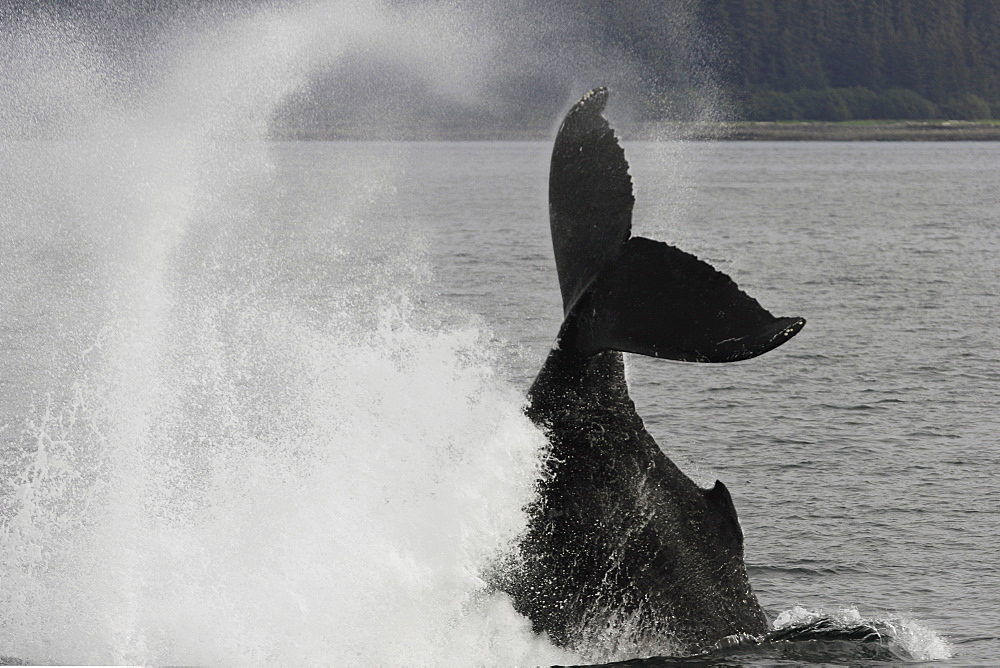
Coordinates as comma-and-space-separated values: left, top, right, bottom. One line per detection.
742, 86, 997, 122
699, 0, 1000, 121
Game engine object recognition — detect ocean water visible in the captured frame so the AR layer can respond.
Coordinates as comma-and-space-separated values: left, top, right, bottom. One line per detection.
2, 135, 997, 664
2, 2, 998, 664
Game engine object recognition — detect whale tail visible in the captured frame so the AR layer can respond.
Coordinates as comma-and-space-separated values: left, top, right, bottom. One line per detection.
549, 87, 804, 362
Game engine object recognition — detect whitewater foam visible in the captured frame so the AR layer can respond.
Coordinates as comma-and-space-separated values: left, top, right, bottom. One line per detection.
0, 2, 581, 663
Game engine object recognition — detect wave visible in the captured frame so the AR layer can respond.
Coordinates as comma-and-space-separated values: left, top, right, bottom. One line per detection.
747, 563, 871, 577
583, 606, 951, 665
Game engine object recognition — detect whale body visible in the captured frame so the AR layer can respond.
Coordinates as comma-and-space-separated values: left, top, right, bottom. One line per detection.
498, 88, 805, 654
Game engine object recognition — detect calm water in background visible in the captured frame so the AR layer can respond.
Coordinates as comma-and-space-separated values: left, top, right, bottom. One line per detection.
1, 139, 997, 663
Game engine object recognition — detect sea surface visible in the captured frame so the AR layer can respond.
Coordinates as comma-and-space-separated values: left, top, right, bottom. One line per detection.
1, 139, 997, 664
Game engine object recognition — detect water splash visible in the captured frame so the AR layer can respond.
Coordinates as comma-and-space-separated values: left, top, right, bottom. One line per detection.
0, 1, 586, 663
770, 606, 952, 662
613, 606, 954, 664
0, 302, 580, 664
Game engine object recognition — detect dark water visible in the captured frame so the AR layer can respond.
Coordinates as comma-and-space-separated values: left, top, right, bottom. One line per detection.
2, 137, 996, 663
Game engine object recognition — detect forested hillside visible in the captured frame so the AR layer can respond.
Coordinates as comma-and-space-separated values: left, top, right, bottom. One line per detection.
700, 0, 1000, 120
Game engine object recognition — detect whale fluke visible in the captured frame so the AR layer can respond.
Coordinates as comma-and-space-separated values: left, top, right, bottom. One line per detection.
560, 237, 806, 360
549, 87, 804, 362
549, 86, 634, 315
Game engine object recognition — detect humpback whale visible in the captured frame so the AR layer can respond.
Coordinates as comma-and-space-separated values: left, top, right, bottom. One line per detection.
499, 88, 806, 655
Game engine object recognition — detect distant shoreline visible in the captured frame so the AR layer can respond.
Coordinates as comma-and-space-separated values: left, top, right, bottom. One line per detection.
12, 121, 997, 142
270, 120, 1000, 142
640, 120, 1000, 141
